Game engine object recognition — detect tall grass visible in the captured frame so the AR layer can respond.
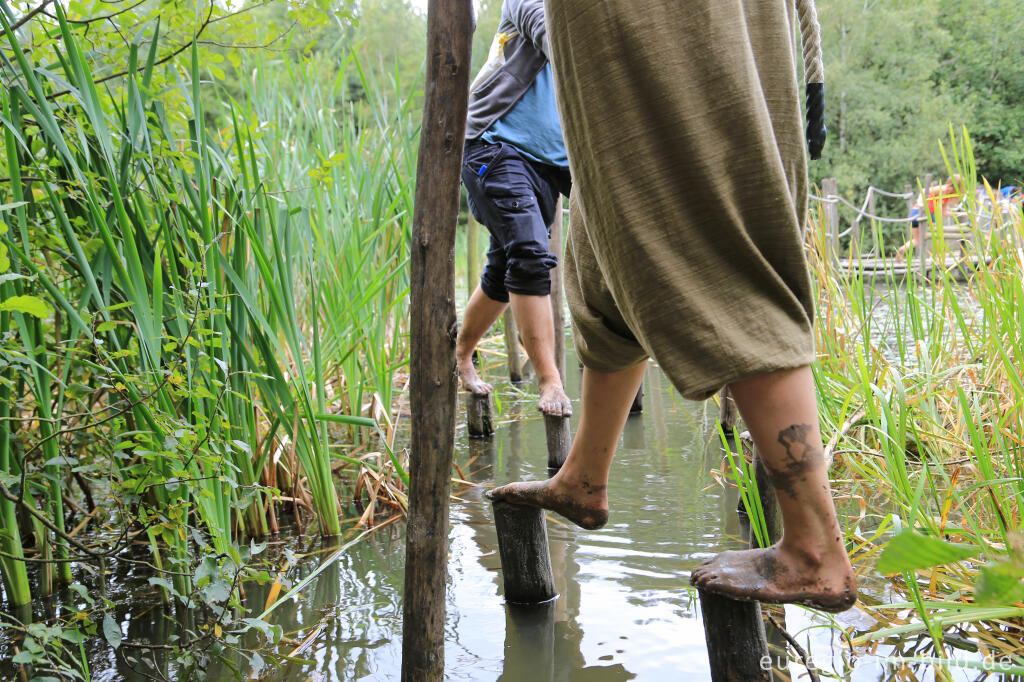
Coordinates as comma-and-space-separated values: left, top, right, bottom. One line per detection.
0, 5, 414, 612
805, 128, 1024, 666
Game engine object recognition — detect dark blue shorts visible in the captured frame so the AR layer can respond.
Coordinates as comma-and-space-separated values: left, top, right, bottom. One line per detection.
462, 139, 571, 302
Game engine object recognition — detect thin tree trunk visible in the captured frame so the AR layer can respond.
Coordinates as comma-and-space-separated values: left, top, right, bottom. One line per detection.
401, 2, 473, 681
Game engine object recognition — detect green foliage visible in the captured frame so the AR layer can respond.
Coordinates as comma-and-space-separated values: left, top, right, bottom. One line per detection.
875, 530, 981, 575
812, 0, 1023, 201
0, 2, 411, 673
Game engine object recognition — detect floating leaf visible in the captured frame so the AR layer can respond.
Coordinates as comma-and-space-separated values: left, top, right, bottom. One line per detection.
876, 530, 982, 575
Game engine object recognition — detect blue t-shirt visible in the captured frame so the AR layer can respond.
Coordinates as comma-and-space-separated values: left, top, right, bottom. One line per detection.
482, 64, 568, 168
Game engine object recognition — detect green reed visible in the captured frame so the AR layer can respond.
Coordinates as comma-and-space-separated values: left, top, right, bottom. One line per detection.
807, 127, 1024, 662
0, 3, 412, 610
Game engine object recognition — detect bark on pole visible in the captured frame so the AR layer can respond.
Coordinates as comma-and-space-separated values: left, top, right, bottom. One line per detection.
549, 196, 567, 385
401, 2, 473, 680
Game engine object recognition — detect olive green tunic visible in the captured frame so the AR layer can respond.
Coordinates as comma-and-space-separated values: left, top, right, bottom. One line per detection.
546, 0, 815, 400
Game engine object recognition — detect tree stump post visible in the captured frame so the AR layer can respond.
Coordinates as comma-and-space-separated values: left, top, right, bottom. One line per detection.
504, 308, 525, 383
544, 414, 571, 470
401, 2, 473, 680
549, 197, 567, 385
822, 177, 840, 264
467, 392, 495, 438
466, 211, 481, 304
717, 386, 739, 434
630, 380, 644, 415
697, 589, 771, 682
491, 500, 557, 604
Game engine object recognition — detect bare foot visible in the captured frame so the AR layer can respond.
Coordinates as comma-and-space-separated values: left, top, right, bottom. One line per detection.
690, 545, 857, 613
458, 353, 493, 396
487, 475, 607, 529
538, 378, 572, 417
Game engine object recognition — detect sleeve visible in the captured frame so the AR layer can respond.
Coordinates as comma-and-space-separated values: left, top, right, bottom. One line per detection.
503, 0, 549, 57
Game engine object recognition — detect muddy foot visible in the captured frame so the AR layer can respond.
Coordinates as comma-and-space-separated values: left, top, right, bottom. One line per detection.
689, 546, 857, 613
458, 355, 493, 396
487, 478, 607, 530
538, 379, 572, 417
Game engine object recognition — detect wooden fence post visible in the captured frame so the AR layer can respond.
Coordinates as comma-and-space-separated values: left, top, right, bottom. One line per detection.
697, 590, 771, 682
549, 196, 567, 385
823, 177, 840, 264
504, 308, 525, 383
491, 500, 557, 604
700, 438, 780, 681
904, 183, 915, 261
467, 393, 495, 438
466, 212, 481, 304
402, 2, 473, 680
717, 386, 739, 433
630, 380, 644, 415
544, 414, 571, 469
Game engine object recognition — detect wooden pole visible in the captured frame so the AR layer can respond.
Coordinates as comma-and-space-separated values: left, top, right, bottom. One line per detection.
750, 445, 782, 547
467, 392, 495, 438
491, 500, 557, 604
549, 196, 567, 385
629, 380, 644, 415
717, 386, 739, 433
466, 212, 481, 304
904, 183, 914, 262
867, 189, 877, 256
402, 2, 472, 680
698, 589, 772, 681
823, 177, 840, 264
544, 413, 571, 470
504, 308, 524, 383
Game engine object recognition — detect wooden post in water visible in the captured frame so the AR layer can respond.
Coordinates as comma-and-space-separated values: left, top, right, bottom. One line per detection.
491, 499, 557, 604
504, 308, 525, 383
822, 177, 840, 264
467, 393, 495, 438
630, 380, 644, 415
700, 437, 779, 681
402, 2, 472, 680
544, 413, 571, 469
550, 196, 567, 385
698, 589, 771, 682
466, 212, 481, 304
750, 445, 782, 547
717, 386, 739, 433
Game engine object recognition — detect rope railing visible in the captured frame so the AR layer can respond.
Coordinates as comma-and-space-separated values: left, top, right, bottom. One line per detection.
811, 185, 916, 225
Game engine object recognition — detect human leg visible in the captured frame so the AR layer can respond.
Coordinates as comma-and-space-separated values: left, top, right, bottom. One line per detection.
509, 292, 571, 415
487, 361, 646, 528
689, 366, 856, 611
456, 285, 508, 395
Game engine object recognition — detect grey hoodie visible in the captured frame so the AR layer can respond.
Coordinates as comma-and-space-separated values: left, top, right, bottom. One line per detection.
465, 0, 550, 140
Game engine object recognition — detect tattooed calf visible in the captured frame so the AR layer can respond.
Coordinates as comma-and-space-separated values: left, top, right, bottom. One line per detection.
765, 423, 824, 497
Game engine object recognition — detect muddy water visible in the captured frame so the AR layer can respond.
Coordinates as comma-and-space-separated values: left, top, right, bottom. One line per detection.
1, 351, 979, 681
235, 353, 964, 682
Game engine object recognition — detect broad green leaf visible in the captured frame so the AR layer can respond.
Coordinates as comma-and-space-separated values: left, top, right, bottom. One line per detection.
0, 295, 52, 318
877, 530, 982, 575
102, 614, 122, 650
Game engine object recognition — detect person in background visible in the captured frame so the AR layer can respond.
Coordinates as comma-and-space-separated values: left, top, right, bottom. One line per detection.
896, 174, 965, 261
490, 0, 858, 612
456, 0, 572, 417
